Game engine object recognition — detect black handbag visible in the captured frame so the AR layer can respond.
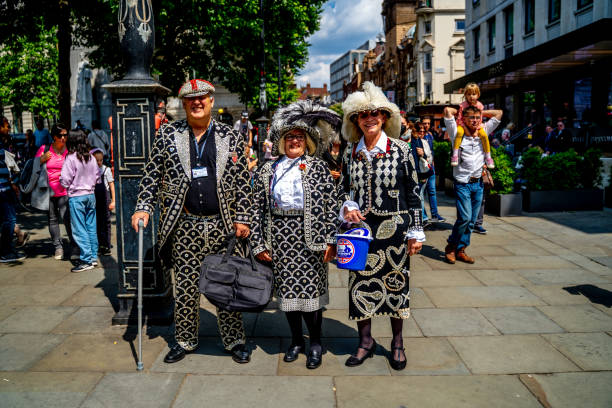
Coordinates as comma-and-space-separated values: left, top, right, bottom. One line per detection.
199, 235, 273, 312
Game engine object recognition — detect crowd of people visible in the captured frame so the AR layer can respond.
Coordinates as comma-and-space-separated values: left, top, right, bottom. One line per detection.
1, 77, 504, 371
0, 118, 114, 269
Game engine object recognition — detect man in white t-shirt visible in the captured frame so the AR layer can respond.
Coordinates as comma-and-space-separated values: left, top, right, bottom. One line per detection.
444, 105, 502, 264
233, 111, 253, 147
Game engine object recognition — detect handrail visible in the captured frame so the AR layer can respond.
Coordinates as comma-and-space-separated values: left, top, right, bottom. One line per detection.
503, 124, 536, 145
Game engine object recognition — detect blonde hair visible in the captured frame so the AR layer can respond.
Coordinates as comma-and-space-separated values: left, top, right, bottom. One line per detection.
278, 131, 316, 156
463, 82, 480, 98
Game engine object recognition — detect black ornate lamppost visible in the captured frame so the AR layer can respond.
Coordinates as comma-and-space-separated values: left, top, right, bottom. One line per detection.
103, 0, 172, 325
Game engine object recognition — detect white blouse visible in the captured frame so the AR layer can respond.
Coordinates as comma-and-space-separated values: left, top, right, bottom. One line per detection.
272, 156, 304, 210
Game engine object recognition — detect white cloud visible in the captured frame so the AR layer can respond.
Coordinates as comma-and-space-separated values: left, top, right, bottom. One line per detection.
296, 54, 340, 88
296, 0, 383, 88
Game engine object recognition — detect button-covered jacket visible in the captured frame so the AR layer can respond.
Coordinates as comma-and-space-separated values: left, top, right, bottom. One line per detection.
250, 155, 339, 255
134, 119, 252, 250
339, 137, 423, 235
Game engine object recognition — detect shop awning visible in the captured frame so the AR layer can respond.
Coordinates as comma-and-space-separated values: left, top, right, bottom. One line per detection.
444, 18, 612, 94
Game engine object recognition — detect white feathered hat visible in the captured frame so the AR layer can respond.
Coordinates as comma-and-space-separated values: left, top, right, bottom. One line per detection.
270, 100, 342, 157
341, 81, 401, 142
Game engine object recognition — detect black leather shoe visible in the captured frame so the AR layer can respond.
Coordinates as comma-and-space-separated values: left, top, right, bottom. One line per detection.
389, 346, 407, 371
163, 344, 194, 364
283, 343, 304, 363
306, 348, 322, 369
229, 344, 251, 364
345, 340, 376, 367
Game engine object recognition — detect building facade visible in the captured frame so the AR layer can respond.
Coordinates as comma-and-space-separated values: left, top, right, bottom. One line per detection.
329, 40, 375, 102
413, 0, 465, 107
445, 0, 612, 153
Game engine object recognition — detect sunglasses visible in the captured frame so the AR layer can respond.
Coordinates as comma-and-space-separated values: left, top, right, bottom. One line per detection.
357, 110, 381, 120
285, 134, 305, 142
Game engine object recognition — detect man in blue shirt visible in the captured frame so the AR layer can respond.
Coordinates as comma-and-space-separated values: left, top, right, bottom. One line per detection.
33, 119, 52, 148
420, 116, 445, 222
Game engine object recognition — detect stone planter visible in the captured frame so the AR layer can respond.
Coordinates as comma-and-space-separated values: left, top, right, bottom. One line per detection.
523, 189, 604, 212
486, 193, 522, 216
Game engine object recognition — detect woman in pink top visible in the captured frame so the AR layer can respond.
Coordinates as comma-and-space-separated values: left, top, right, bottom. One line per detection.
36, 123, 74, 260
60, 130, 100, 272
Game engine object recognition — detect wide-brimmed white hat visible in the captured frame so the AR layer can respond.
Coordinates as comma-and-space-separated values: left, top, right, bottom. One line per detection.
341, 81, 401, 142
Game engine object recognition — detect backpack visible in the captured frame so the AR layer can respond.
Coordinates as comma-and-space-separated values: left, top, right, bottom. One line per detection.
19, 145, 50, 194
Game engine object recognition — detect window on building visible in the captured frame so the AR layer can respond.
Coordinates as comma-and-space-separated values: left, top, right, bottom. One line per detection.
504, 6, 514, 43
524, 0, 535, 35
473, 26, 480, 58
548, 0, 560, 22
577, 0, 593, 9
455, 19, 465, 32
424, 21, 432, 34
424, 52, 432, 71
487, 18, 496, 52
424, 83, 432, 101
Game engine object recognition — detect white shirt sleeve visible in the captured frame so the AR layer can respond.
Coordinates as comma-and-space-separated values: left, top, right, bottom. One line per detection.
444, 117, 457, 145
338, 200, 359, 222
406, 230, 426, 242
484, 117, 501, 136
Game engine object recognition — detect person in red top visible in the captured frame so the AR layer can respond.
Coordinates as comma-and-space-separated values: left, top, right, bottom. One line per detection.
36, 123, 74, 260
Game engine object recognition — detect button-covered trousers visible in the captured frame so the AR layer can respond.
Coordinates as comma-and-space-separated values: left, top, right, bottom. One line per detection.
171, 213, 246, 351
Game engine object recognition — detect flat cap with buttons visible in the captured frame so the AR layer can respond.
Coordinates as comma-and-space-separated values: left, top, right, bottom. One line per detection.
178, 79, 215, 99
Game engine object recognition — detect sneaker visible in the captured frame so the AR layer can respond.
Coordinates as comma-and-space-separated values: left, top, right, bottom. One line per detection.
92, 260, 98, 267
15, 232, 30, 248
432, 215, 446, 222
0, 252, 26, 263
474, 225, 487, 234
54, 247, 64, 260
71, 262, 94, 273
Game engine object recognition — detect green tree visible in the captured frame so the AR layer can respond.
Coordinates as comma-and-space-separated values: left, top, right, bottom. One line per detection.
74, 0, 324, 110
1, 0, 325, 123
0, 22, 59, 120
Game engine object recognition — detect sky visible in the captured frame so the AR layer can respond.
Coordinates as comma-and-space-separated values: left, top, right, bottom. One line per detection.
295, 0, 384, 88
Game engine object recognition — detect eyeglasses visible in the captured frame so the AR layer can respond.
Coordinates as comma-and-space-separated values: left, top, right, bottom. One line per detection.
465, 116, 482, 120
357, 110, 381, 120
285, 134, 305, 142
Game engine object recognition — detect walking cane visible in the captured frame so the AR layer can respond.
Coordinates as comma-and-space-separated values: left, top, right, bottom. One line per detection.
137, 219, 144, 371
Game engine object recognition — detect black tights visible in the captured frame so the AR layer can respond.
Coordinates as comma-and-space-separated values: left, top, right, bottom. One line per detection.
285, 310, 323, 352
355, 318, 405, 361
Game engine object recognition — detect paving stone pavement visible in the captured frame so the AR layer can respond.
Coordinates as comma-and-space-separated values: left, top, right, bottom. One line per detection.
1, 200, 611, 407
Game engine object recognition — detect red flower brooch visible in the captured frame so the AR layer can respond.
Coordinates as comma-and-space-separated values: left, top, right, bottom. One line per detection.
299, 163, 306, 171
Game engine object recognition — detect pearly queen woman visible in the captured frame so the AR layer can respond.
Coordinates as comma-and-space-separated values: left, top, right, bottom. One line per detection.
339, 82, 424, 371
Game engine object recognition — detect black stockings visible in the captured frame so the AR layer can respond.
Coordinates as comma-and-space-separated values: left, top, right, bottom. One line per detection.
285, 311, 303, 346
354, 319, 374, 359
354, 318, 405, 361
285, 310, 323, 352
390, 317, 406, 362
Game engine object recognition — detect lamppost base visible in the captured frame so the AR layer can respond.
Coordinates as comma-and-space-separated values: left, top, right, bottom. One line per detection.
112, 293, 174, 326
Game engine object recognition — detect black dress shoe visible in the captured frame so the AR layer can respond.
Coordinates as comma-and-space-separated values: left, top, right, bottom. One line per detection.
229, 344, 251, 364
389, 346, 407, 371
306, 348, 322, 369
345, 340, 376, 367
163, 344, 194, 364
283, 343, 304, 363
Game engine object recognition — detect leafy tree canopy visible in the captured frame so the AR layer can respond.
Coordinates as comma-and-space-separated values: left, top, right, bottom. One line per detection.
0, 20, 59, 118
1, 1, 324, 114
